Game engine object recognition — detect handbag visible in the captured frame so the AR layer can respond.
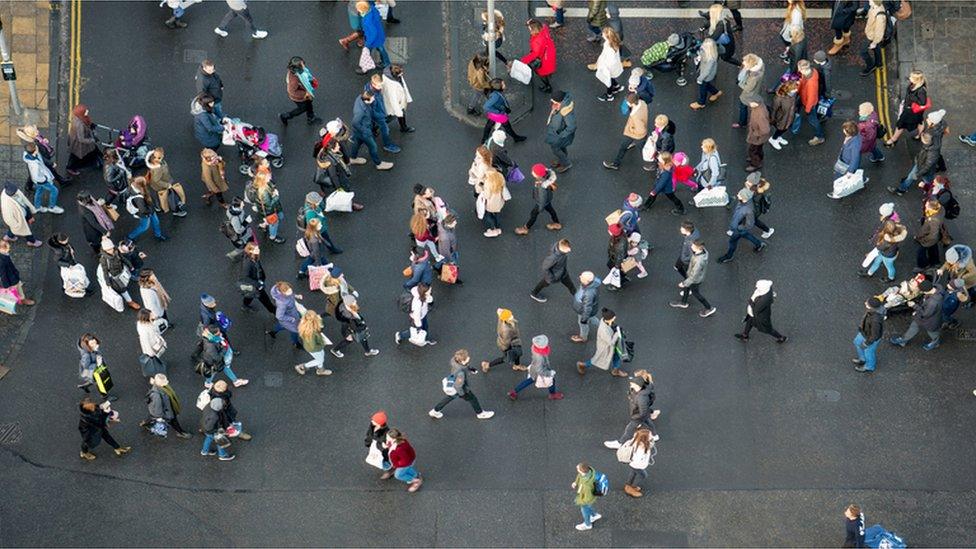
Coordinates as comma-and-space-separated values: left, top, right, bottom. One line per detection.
138, 354, 167, 378
616, 440, 635, 463
308, 264, 330, 291
295, 238, 310, 258
365, 441, 386, 469
534, 370, 554, 388
621, 258, 638, 273
509, 60, 532, 85
475, 194, 486, 220
506, 166, 525, 184
103, 204, 120, 222
359, 48, 376, 72
324, 189, 355, 212
264, 212, 279, 225
440, 263, 459, 284
0, 288, 18, 315
442, 374, 458, 396
833, 158, 850, 174
213, 430, 232, 449
862, 248, 880, 269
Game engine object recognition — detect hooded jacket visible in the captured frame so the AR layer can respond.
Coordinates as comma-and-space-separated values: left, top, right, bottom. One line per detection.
447, 358, 477, 396
737, 59, 765, 106
859, 305, 885, 344
78, 404, 110, 449
352, 96, 375, 138
545, 92, 577, 148
271, 286, 301, 333
361, 4, 386, 48
683, 247, 709, 286
679, 228, 701, 264
573, 279, 601, 318
914, 291, 944, 332
195, 68, 224, 102
540, 243, 568, 283
628, 382, 655, 422
521, 25, 556, 76
942, 245, 976, 288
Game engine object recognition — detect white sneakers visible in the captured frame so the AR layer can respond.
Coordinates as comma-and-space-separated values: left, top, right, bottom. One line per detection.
761, 228, 775, 239
603, 440, 621, 449
348, 157, 368, 165
428, 409, 443, 419
213, 27, 228, 37
213, 27, 267, 39
575, 514, 602, 531
768, 136, 788, 150
376, 161, 394, 171
37, 206, 64, 214
232, 379, 249, 387
476, 411, 495, 420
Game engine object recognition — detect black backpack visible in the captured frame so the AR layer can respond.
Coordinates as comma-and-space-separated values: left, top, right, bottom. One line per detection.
943, 191, 960, 220
296, 205, 309, 231
880, 12, 894, 46
396, 289, 413, 313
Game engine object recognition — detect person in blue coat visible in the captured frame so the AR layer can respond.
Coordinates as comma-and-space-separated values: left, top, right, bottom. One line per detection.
829, 120, 862, 198
193, 94, 223, 149
357, 1, 390, 67
364, 75, 400, 154
266, 281, 303, 348
717, 187, 766, 263
628, 68, 654, 106
404, 247, 433, 289
348, 91, 394, 171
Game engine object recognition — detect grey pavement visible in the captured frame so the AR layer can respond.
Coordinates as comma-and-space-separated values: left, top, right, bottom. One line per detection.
0, 1, 975, 547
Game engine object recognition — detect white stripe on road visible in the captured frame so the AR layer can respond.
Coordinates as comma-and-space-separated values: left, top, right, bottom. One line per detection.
533, 7, 831, 19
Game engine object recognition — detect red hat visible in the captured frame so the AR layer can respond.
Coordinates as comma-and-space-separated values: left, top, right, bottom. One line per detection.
371, 410, 387, 426
608, 223, 623, 237
531, 163, 548, 178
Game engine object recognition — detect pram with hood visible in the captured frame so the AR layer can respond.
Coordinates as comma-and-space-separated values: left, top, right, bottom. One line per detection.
641, 32, 700, 86
878, 272, 929, 314
223, 117, 284, 175
93, 115, 152, 169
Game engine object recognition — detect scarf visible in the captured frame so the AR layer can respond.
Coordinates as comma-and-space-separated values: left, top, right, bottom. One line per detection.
160, 384, 181, 416
84, 202, 114, 232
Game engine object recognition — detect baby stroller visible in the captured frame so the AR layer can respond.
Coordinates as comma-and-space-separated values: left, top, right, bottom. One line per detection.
878, 273, 929, 314
641, 32, 700, 86
94, 115, 152, 169
223, 117, 284, 175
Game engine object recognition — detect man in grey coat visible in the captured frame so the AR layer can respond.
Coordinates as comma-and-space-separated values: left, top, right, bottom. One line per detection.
670, 240, 716, 317
428, 349, 494, 419
571, 271, 602, 343
530, 239, 575, 302
674, 220, 700, 278
890, 280, 944, 351
143, 374, 191, 438
545, 91, 577, 173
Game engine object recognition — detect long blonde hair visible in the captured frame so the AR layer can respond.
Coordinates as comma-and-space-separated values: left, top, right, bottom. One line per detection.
298, 310, 323, 343
784, 0, 806, 23
909, 70, 926, 89
602, 27, 621, 51
410, 211, 428, 238
304, 218, 322, 242
485, 170, 505, 195
708, 3, 726, 34
700, 38, 718, 62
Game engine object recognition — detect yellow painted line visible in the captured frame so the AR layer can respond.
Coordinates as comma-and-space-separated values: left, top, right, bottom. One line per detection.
879, 48, 892, 134
68, 0, 80, 113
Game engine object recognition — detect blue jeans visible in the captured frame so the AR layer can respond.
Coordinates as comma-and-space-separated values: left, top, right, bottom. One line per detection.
205, 364, 240, 385
897, 163, 935, 192
853, 332, 879, 371
966, 130, 976, 141
791, 111, 823, 138
698, 81, 718, 105
267, 220, 279, 239
867, 253, 896, 279
737, 102, 749, 126
201, 433, 229, 457
127, 213, 164, 240
398, 316, 429, 341
299, 256, 323, 274
580, 504, 596, 526
724, 229, 762, 258
514, 376, 557, 394
394, 464, 418, 483
213, 101, 224, 120
583, 353, 622, 372
578, 314, 598, 340
372, 45, 391, 67
868, 144, 884, 161
349, 133, 381, 165
271, 323, 300, 346
173, 5, 184, 17
33, 181, 58, 208
374, 117, 393, 148
943, 292, 961, 322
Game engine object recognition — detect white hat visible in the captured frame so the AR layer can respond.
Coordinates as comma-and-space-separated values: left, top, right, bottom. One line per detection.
878, 203, 895, 217
491, 129, 507, 144
326, 118, 343, 135
945, 246, 960, 264
100, 237, 115, 251
152, 373, 168, 386
927, 109, 946, 125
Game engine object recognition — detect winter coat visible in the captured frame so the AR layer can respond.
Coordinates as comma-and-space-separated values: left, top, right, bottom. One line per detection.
195, 69, 224, 102
942, 245, 976, 288
526, 348, 552, 380
351, 96, 374, 139
200, 405, 222, 435
531, 172, 556, 208
831, 1, 859, 31
837, 135, 863, 173
679, 228, 700, 264
146, 161, 177, 193
271, 286, 301, 333
541, 243, 568, 283
910, 143, 940, 185
633, 76, 654, 105
447, 358, 475, 396
388, 439, 416, 468
483, 90, 510, 117
382, 72, 412, 118
104, 162, 130, 194
486, 141, 514, 174
876, 224, 908, 257
589, 320, 619, 370
241, 257, 266, 291
729, 201, 755, 232
1, 189, 36, 236
147, 385, 179, 420
573, 280, 601, 318
200, 155, 229, 194
745, 292, 775, 332
286, 71, 309, 102
68, 116, 97, 158
0, 253, 20, 288
301, 331, 327, 354
771, 92, 797, 131
200, 335, 228, 371
365, 423, 390, 461
361, 5, 386, 48
545, 93, 577, 148
436, 224, 458, 261
629, 383, 654, 422
859, 306, 885, 344
140, 287, 167, 320
363, 82, 389, 120
746, 104, 771, 145
521, 26, 556, 76
404, 256, 433, 289
683, 248, 709, 286
914, 291, 944, 332
496, 319, 521, 351
467, 59, 490, 92
407, 286, 430, 328
24, 151, 54, 184
798, 70, 820, 113
586, 0, 608, 27
623, 100, 649, 140
77, 340, 101, 382
915, 209, 944, 248
629, 442, 653, 470
607, 235, 627, 268
858, 112, 881, 153
78, 404, 111, 449
475, 180, 507, 213
137, 321, 166, 358
595, 39, 623, 88
698, 53, 718, 84
193, 110, 223, 148
864, 3, 887, 45
738, 62, 765, 106
695, 151, 722, 188
209, 388, 238, 428
574, 469, 597, 506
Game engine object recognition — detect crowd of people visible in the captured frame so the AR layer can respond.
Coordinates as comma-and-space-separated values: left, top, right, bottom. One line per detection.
0, 0, 964, 539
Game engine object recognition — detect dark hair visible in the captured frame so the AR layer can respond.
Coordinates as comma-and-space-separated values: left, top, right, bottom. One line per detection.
526, 18, 543, 32
137, 309, 153, 323
489, 78, 505, 91
626, 92, 638, 105
842, 120, 857, 136
288, 56, 304, 71
602, 308, 616, 321
557, 238, 571, 249
681, 220, 695, 232
362, 90, 374, 101
413, 183, 425, 195
386, 428, 406, 442
80, 396, 97, 412
201, 59, 214, 69
692, 239, 705, 248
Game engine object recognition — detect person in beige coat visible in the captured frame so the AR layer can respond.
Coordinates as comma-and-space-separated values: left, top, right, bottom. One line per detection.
576, 308, 627, 377
1, 183, 42, 247
145, 148, 188, 217
200, 148, 229, 207
476, 169, 508, 238
481, 308, 528, 372
860, 0, 887, 76
603, 93, 647, 170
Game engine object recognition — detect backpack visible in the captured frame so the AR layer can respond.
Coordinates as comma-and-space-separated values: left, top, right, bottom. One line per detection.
296, 206, 309, 231
592, 470, 610, 496
864, 524, 906, 549
219, 220, 237, 241
195, 389, 212, 411
397, 289, 413, 313
814, 66, 827, 99
441, 374, 458, 396
943, 191, 960, 220
880, 12, 895, 46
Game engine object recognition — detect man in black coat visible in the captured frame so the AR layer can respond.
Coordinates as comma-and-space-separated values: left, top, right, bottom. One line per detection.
735, 279, 788, 343
890, 279, 943, 350
853, 296, 885, 372
78, 398, 130, 460
196, 60, 225, 119
602, 370, 659, 449
530, 239, 576, 303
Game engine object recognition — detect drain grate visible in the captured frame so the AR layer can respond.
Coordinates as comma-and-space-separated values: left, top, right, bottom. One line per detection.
0, 422, 23, 445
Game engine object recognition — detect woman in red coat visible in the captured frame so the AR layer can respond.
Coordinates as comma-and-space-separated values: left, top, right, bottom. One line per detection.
386, 429, 423, 492
520, 19, 556, 93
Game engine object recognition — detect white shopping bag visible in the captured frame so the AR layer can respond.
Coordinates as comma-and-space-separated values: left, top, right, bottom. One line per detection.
324, 190, 354, 212
829, 169, 866, 199
641, 136, 657, 163
509, 60, 532, 85
475, 194, 486, 220
359, 48, 376, 72
693, 185, 729, 208
96, 265, 124, 313
604, 268, 621, 288
862, 248, 879, 269
61, 264, 89, 298
376, 3, 389, 19
366, 441, 386, 469
409, 327, 428, 346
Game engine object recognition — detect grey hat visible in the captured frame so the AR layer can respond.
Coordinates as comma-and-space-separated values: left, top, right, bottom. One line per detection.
745, 171, 762, 186
200, 293, 216, 307
531, 334, 548, 348
813, 50, 827, 63
667, 33, 681, 47
305, 191, 323, 205
737, 188, 754, 202
210, 398, 224, 412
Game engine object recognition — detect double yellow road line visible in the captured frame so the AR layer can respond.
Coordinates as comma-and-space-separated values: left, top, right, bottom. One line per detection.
68, 0, 81, 114
875, 48, 892, 134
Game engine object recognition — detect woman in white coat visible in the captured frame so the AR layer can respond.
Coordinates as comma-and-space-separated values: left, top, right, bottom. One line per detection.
595, 27, 624, 102
1, 183, 42, 247
382, 64, 415, 133
136, 309, 167, 360
619, 426, 654, 498
138, 269, 172, 328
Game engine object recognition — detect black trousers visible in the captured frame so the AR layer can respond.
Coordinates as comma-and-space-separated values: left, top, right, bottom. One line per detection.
434, 391, 483, 413
482, 119, 522, 143
82, 429, 120, 453
916, 243, 941, 270
646, 192, 685, 213
525, 204, 559, 228
742, 318, 784, 339
674, 258, 689, 279
532, 273, 576, 297
283, 99, 315, 122
333, 331, 372, 353
488, 345, 523, 368
680, 283, 712, 308
244, 287, 276, 314
754, 212, 770, 232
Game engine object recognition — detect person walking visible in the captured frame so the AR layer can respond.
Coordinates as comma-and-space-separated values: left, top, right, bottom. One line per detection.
76, 333, 104, 395
530, 239, 575, 302
620, 427, 654, 498
138, 269, 172, 328
136, 309, 167, 380
403, 247, 433, 290
466, 53, 491, 116
98, 238, 140, 310
859, 0, 887, 77
828, 0, 859, 55
890, 279, 943, 350
735, 279, 788, 343
745, 101, 770, 172
357, 1, 390, 68
545, 90, 576, 172
200, 398, 236, 461
0, 241, 36, 306
192, 94, 224, 149
508, 334, 564, 401
198, 323, 249, 388
887, 132, 938, 196
195, 60, 224, 118
475, 169, 508, 238
913, 199, 946, 271
75, 191, 113, 254
768, 79, 798, 150
603, 369, 659, 448
385, 429, 423, 492
364, 411, 393, 479
674, 220, 699, 278
520, 19, 557, 93
572, 463, 601, 531
249, 172, 284, 243
78, 397, 130, 461
482, 308, 526, 372
349, 91, 395, 171
224, 197, 253, 259
717, 188, 766, 263
396, 283, 436, 347
23, 142, 64, 214
363, 73, 401, 154
382, 64, 415, 133
67, 105, 100, 176
214, 0, 267, 39
124, 177, 167, 242
199, 293, 237, 354
429, 349, 495, 419
331, 296, 380, 358
669, 239, 717, 317
481, 79, 526, 143
294, 310, 333, 376
143, 373, 191, 438
796, 60, 825, 146
585, 0, 607, 40
515, 164, 561, 235
733, 54, 764, 129
267, 281, 304, 348
199, 148, 229, 207
746, 173, 775, 239
576, 308, 628, 377
859, 220, 907, 281
239, 242, 275, 313
602, 93, 647, 170
827, 121, 862, 198
705, 3, 738, 67
843, 504, 866, 548
784, 28, 807, 74
643, 152, 685, 216
605, 223, 629, 290
594, 27, 624, 101
1, 183, 42, 248
145, 148, 188, 217
16, 124, 69, 185
571, 271, 601, 343
853, 297, 885, 373
690, 38, 721, 110
279, 57, 322, 126
857, 103, 886, 165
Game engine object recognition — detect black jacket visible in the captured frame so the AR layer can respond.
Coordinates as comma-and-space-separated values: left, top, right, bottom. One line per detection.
746, 292, 776, 333
335, 303, 368, 336
241, 257, 266, 290
78, 404, 110, 448
200, 337, 227, 372
79, 206, 106, 248
607, 235, 628, 268
831, 1, 859, 31
843, 514, 865, 548
487, 141, 514, 175
200, 406, 222, 435
365, 422, 390, 461
208, 388, 238, 427
196, 69, 224, 102
0, 254, 20, 288
858, 307, 885, 344
628, 384, 655, 423
541, 243, 569, 283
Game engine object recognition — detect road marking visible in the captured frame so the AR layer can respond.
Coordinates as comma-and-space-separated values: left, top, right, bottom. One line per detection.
879, 48, 892, 134
532, 7, 831, 19
69, 0, 81, 114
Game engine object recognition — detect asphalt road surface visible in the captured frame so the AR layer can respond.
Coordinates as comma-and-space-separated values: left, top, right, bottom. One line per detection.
0, 1, 974, 546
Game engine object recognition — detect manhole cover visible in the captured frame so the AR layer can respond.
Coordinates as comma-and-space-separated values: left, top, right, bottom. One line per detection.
264, 372, 282, 388
0, 422, 23, 444
387, 37, 408, 64
184, 49, 208, 64
816, 389, 841, 402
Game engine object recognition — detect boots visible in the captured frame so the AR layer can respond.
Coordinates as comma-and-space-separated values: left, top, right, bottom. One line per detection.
338, 32, 360, 51
114, 446, 132, 457
623, 484, 643, 498
164, 16, 187, 29
828, 32, 851, 55
80, 451, 97, 461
